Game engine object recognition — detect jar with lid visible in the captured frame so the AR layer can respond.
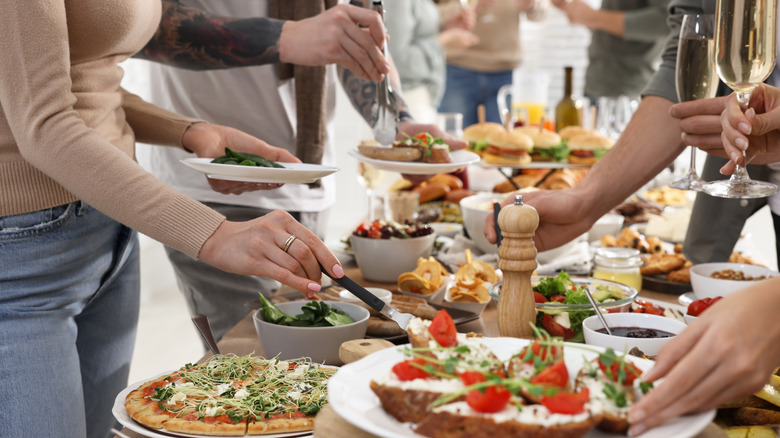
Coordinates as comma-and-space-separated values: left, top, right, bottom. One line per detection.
592, 247, 642, 292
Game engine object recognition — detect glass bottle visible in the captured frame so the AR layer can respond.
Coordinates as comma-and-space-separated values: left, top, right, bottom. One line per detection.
592, 247, 642, 292
555, 66, 581, 131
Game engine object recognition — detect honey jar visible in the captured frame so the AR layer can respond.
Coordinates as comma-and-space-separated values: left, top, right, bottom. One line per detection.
592, 247, 642, 291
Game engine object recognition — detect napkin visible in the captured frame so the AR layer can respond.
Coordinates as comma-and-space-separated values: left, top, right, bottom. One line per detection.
437, 235, 499, 273
535, 236, 592, 276
438, 234, 592, 276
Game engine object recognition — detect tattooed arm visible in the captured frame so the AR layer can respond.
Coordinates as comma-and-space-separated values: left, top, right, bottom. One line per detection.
338, 65, 467, 155
136, 1, 389, 80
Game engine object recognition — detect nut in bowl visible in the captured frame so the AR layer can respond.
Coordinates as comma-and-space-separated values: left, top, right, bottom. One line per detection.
253, 299, 369, 365
689, 262, 778, 300
583, 312, 687, 357
397, 257, 449, 303
350, 220, 436, 283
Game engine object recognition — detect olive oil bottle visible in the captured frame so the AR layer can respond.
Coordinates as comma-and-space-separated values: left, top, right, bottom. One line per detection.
555, 66, 581, 131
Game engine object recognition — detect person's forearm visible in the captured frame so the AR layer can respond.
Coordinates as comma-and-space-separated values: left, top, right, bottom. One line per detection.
338, 66, 413, 126
135, 0, 283, 70
575, 96, 685, 221
588, 9, 625, 36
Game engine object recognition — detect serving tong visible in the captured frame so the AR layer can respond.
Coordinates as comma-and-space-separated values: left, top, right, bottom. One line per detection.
371, 0, 397, 145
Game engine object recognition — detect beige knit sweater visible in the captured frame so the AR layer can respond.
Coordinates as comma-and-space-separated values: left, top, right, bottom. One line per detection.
438, 0, 548, 72
0, 0, 225, 259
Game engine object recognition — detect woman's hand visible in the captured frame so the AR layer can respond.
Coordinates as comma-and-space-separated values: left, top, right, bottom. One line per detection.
182, 122, 300, 195
443, 8, 476, 31
438, 28, 479, 50
199, 210, 343, 299
628, 278, 780, 436
720, 86, 780, 174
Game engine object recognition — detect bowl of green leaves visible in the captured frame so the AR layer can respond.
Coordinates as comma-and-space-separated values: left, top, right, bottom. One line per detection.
489, 271, 637, 343
253, 295, 370, 365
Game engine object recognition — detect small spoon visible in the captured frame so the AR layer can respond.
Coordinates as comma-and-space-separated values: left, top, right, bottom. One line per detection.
583, 286, 613, 335
191, 314, 221, 355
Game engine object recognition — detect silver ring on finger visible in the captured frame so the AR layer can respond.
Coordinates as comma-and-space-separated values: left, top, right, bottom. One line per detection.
282, 234, 297, 253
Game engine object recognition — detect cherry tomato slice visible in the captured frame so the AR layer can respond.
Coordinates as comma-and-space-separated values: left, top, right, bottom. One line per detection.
521, 339, 560, 363
598, 358, 642, 385
550, 294, 566, 303
533, 292, 548, 303
392, 358, 430, 381
541, 388, 590, 415
541, 314, 575, 340
459, 370, 486, 386
429, 309, 457, 347
530, 361, 569, 389
466, 385, 511, 413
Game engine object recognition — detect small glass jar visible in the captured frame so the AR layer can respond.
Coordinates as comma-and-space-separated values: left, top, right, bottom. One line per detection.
592, 247, 643, 292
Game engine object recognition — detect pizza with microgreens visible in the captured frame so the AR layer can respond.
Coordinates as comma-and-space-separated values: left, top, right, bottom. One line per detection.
124, 354, 335, 436
370, 310, 653, 438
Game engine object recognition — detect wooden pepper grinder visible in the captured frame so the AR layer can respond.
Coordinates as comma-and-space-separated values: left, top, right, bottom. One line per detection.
497, 194, 539, 338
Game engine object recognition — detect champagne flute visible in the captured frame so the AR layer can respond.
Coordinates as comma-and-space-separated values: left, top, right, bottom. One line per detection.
669, 14, 718, 191
357, 162, 384, 221
701, 0, 779, 198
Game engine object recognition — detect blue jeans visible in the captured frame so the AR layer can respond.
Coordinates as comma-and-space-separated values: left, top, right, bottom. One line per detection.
0, 202, 140, 438
438, 64, 513, 127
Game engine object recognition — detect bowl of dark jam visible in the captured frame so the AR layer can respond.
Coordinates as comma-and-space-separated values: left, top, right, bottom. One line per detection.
583, 312, 687, 357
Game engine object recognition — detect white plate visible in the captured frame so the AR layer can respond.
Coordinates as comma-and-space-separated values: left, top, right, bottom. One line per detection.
112, 371, 312, 438
678, 292, 698, 306
180, 158, 338, 184
631, 297, 687, 323
428, 222, 463, 238
328, 337, 715, 438
348, 149, 480, 174
478, 161, 589, 169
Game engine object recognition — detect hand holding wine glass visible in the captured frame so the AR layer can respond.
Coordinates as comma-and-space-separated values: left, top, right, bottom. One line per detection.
669, 13, 718, 191
702, 0, 779, 198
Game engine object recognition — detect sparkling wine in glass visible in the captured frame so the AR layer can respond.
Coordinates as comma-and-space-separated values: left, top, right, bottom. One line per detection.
701, 0, 779, 198
670, 14, 718, 191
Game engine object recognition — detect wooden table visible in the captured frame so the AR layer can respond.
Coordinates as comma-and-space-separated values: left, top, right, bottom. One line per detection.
118, 267, 726, 438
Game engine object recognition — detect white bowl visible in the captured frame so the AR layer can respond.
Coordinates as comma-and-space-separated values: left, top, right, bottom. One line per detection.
398, 276, 449, 304
689, 262, 779, 300
583, 313, 687, 356
459, 192, 509, 254
339, 287, 393, 305
253, 300, 369, 365
443, 280, 491, 315
683, 313, 697, 324
587, 213, 625, 243
350, 233, 436, 283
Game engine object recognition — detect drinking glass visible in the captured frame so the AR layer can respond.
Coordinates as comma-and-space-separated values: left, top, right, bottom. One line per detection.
701, 1, 779, 198
669, 14, 718, 191
357, 162, 384, 221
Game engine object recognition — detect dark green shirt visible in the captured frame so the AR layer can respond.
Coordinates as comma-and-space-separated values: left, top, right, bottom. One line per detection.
585, 0, 671, 98
642, 0, 717, 102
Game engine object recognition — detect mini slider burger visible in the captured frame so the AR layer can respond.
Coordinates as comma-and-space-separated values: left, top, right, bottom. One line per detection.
566, 133, 614, 165
557, 125, 594, 141
482, 129, 533, 166
513, 127, 567, 162
462, 122, 506, 157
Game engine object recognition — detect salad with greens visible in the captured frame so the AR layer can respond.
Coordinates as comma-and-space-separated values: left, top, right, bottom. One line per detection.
532, 271, 627, 343
258, 294, 355, 327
